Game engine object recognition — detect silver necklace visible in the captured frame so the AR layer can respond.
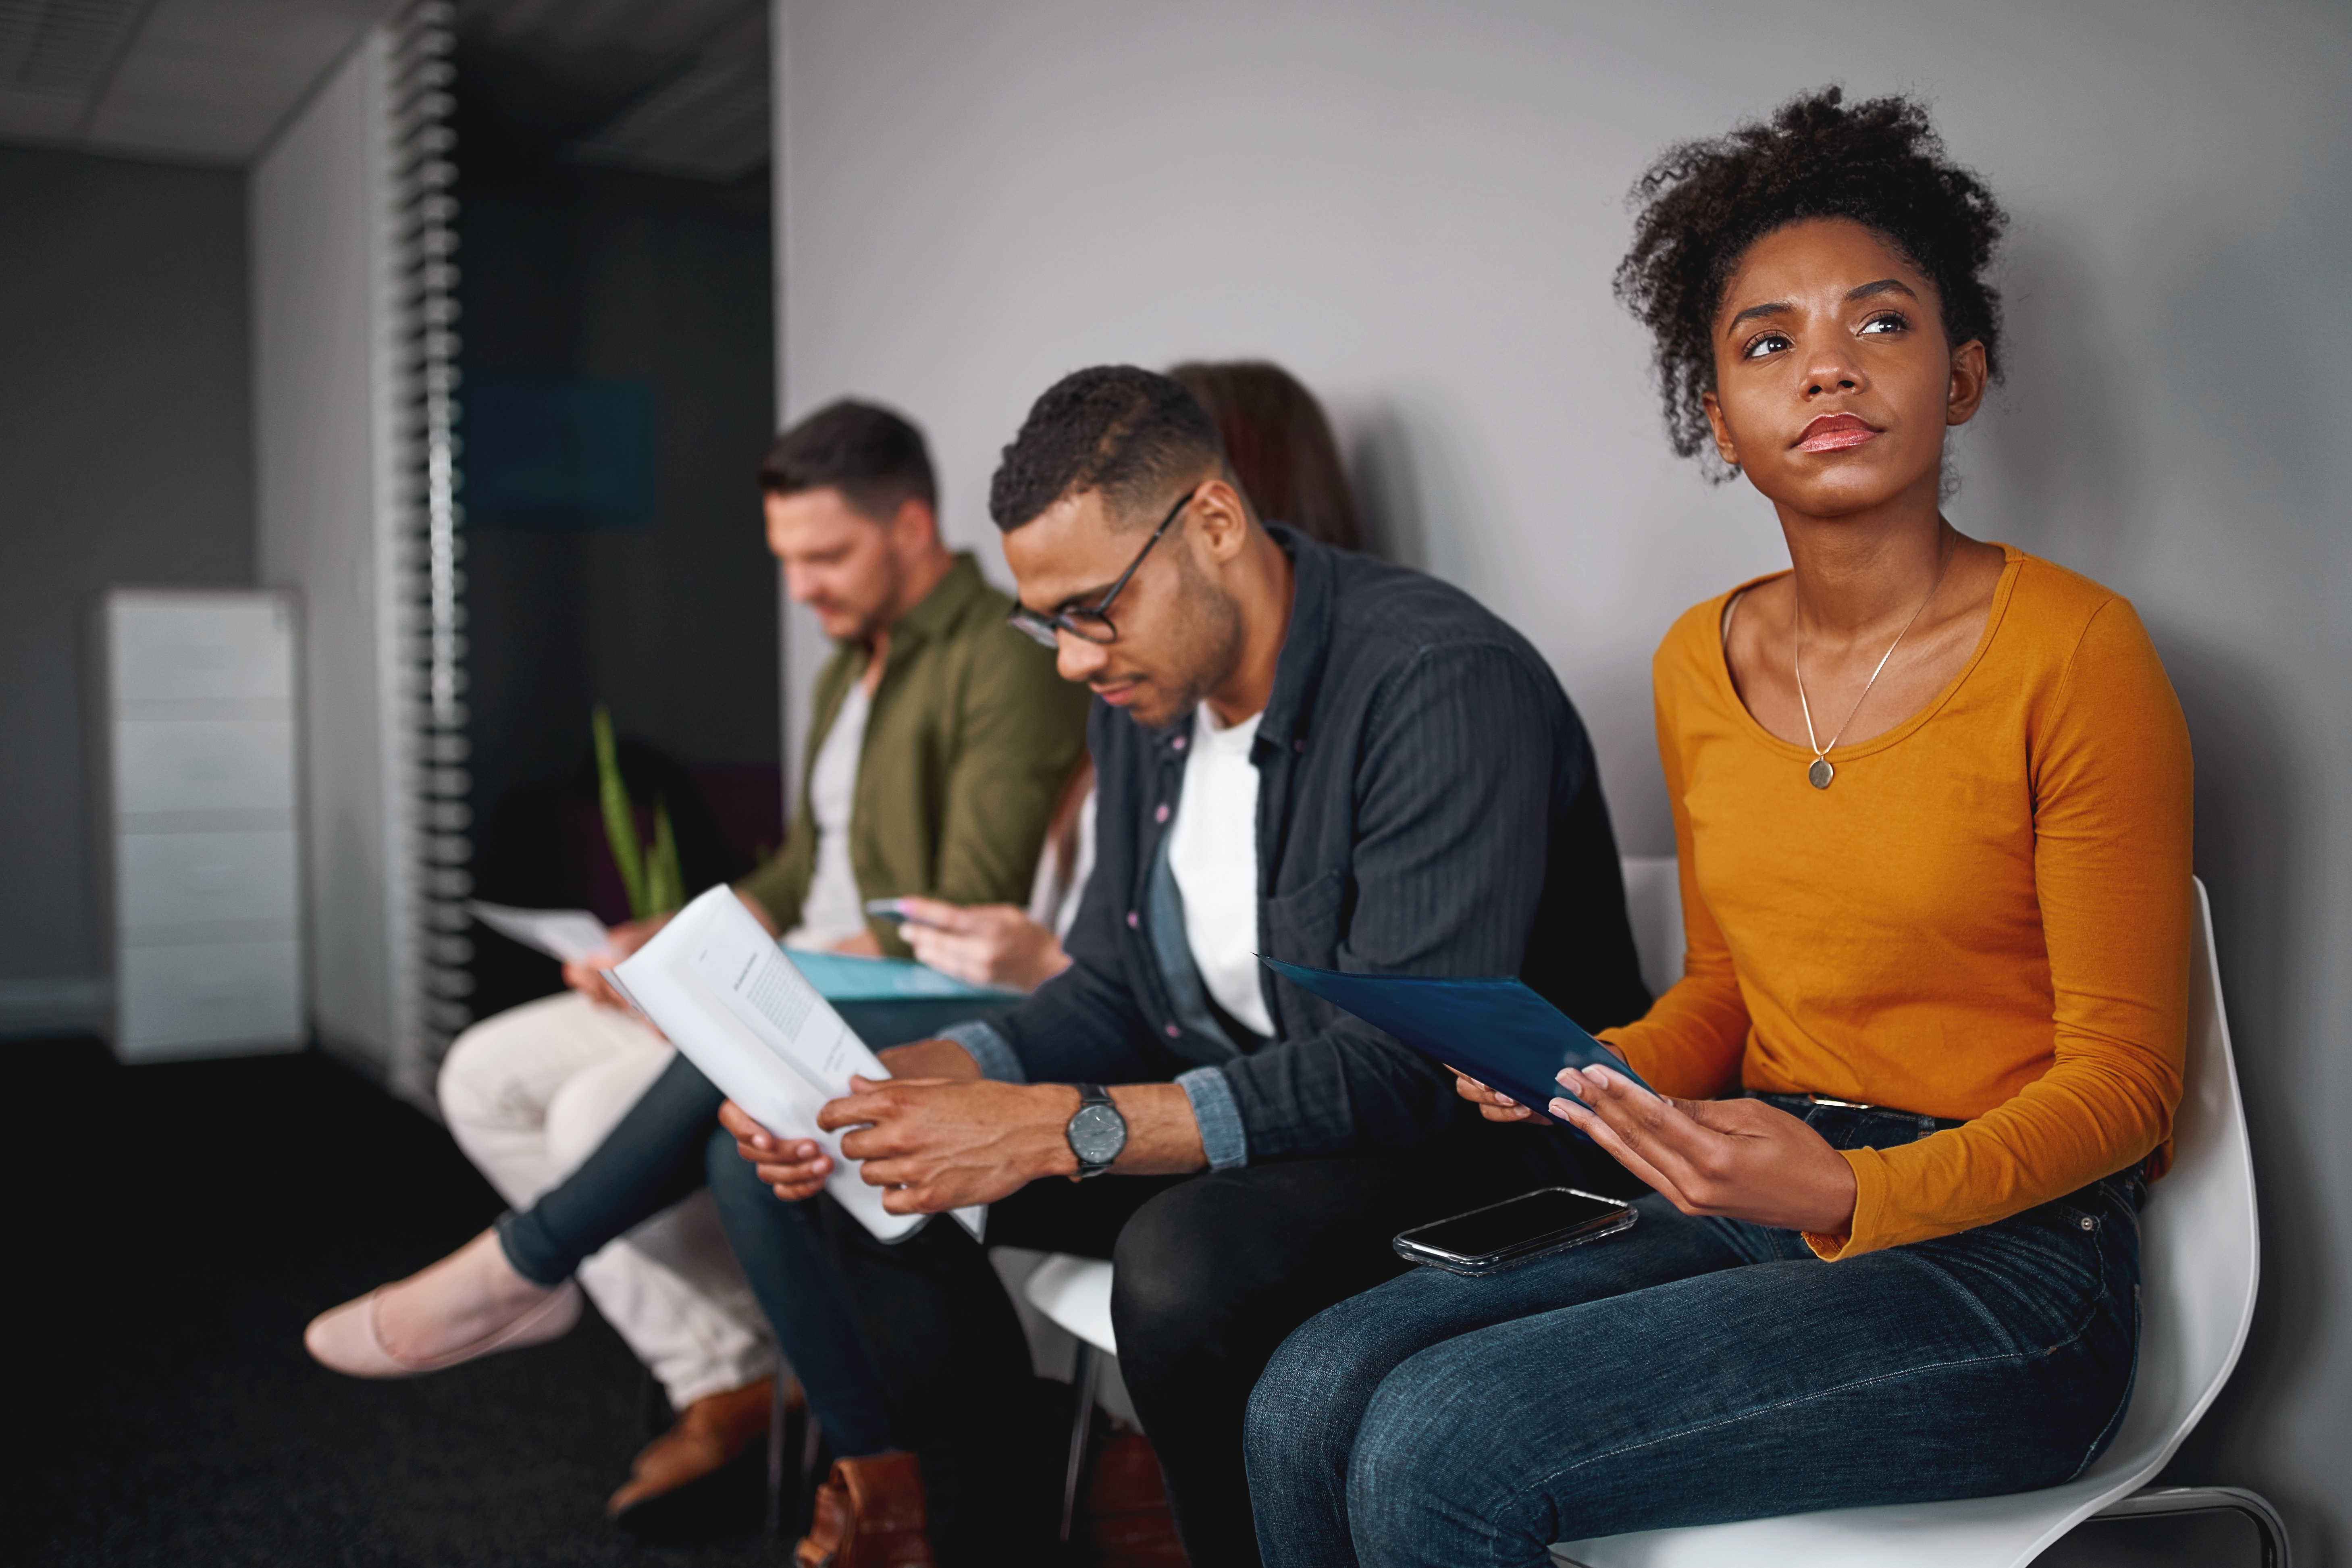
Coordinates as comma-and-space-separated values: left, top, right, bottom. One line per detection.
1792, 538, 1951, 790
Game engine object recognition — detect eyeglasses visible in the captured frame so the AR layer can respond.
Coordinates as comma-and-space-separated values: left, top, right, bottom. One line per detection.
1005, 485, 1196, 649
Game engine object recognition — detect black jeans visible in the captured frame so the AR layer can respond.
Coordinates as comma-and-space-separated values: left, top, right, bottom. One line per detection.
702, 1113, 1637, 1568
494, 1051, 721, 1285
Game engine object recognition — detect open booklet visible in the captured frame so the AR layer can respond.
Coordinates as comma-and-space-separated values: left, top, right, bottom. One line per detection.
1258, 956, 1651, 1120
609, 884, 984, 1244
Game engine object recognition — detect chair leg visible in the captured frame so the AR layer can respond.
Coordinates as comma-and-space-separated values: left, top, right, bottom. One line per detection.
765, 1379, 824, 1540
801, 1402, 826, 1497
2094, 1485, 2292, 1568
765, 1375, 789, 1537
1061, 1341, 1101, 1545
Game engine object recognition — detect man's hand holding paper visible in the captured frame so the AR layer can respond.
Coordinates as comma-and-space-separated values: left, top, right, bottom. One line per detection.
823, 1075, 1079, 1214
720, 1036, 986, 1203
612, 884, 985, 1240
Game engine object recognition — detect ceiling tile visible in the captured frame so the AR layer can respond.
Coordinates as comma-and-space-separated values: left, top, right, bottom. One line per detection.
0, 0, 379, 162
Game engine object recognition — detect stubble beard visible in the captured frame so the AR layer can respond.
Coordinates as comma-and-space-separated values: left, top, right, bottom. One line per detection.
838, 555, 904, 647
1128, 551, 1244, 730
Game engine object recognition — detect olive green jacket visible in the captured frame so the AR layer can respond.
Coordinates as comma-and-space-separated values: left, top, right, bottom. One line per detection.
736, 553, 1090, 957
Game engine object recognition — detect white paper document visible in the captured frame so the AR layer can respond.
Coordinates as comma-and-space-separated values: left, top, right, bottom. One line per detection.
468, 901, 613, 965
611, 884, 983, 1243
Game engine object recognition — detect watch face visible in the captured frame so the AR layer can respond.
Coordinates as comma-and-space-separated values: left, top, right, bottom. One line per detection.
1069, 1102, 1127, 1165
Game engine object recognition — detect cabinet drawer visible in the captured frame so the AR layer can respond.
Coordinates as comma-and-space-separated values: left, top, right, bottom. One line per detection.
116, 938, 304, 1058
112, 718, 296, 815
117, 831, 299, 930
108, 594, 294, 705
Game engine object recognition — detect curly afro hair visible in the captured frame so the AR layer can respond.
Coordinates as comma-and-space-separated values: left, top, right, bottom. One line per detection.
1615, 86, 2008, 477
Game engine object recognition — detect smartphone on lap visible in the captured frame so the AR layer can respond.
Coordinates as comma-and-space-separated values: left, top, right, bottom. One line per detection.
1393, 1187, 1635, 1277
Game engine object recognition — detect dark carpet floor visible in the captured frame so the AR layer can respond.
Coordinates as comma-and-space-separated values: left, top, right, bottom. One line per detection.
12, 1038, 788, 1568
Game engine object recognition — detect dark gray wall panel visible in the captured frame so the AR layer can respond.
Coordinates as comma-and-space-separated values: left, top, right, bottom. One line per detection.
0, 145, 253, 990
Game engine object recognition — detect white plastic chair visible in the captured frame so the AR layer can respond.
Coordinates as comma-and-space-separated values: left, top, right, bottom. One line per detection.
1552, 877, 2284, 1566
1025, 1251, 1123, 1538
1616, 855, 1686, 999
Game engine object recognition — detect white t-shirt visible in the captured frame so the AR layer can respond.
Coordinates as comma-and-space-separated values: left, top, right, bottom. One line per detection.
784, 680, 872, 950
1027, 784, 1099, 944
1166, 705, 1273, 1038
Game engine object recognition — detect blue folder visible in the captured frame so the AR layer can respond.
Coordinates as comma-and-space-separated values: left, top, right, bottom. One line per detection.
780, 949, 1020, 1052
781, 949, 1019, 1002
1258, 957, 1651, 1116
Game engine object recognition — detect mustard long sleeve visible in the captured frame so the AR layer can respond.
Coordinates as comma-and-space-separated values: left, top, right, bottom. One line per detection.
1601, 547, 2192, 1258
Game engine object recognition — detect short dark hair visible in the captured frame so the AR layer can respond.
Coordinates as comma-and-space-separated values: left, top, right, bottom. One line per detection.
1167, 360, 1360, 552
758, 399, 937, 520
1615, 87, 2008, 478
988, 366, 1226, 531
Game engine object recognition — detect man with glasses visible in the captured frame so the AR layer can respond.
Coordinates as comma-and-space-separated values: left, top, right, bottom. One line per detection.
714, 367, 1652, 1566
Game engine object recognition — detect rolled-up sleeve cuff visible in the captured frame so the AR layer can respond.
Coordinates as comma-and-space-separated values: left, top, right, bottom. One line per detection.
1177, 1066, 1249, 1171
941, 1021, 1026, 1084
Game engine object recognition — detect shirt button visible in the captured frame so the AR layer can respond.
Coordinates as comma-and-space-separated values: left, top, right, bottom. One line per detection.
1155, 803, 1170, 823
1165, 1023, 1181, 1038
1294, 738, 1306, 753
1126, 911, 1140, 929
1172, 735, 1186, 751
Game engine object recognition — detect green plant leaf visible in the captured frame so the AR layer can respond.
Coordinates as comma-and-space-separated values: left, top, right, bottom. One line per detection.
593, 704, 651, 921
649, 797, 683, 916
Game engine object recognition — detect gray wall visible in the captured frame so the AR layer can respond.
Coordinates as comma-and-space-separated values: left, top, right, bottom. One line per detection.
0, 145, 254, 1028
774, 0, 2352, 1558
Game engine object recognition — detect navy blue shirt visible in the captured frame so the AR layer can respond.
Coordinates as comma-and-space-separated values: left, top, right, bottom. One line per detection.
947, 526, 1649, 1163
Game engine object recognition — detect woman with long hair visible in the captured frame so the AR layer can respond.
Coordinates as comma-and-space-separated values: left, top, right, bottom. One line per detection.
1246, 87, 2191, 1567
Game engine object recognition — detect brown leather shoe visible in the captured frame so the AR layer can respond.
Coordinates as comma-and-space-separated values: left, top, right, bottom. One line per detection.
1080, 1429, 1188, 1568
606, 1377, 781, 1520
794, 1452, 936, 1568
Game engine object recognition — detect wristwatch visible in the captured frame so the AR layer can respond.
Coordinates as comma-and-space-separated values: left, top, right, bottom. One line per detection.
1065, 1083, 1127, 1178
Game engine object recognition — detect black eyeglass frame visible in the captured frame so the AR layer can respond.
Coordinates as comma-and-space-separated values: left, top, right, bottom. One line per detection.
1005, 485, 1198, 649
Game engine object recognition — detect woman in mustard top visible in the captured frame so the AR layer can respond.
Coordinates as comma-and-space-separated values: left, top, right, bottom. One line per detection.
1246, 88, 2192, 1568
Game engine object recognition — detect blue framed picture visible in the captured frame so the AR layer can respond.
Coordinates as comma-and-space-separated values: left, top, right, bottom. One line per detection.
461, 372, 655, 528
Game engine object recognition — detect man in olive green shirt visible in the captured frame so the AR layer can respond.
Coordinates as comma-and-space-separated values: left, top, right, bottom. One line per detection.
737, 491, 1090, 956
428, 400, 1086, 1521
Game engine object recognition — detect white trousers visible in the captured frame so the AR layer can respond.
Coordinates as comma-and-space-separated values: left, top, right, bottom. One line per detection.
437, 990, 775, 1408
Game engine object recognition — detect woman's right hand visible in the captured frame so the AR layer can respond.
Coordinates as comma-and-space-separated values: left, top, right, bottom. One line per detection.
562, 912, 672, 1009
1452, 1069, 1553, 1125
897, 898, 1072, 993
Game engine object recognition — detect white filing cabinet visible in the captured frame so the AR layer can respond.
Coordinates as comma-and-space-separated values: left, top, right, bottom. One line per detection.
99, 590, 306, 1061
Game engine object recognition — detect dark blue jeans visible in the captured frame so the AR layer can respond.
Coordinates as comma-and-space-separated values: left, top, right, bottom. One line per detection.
1245, 1097, 2144, 1568
491, 1051, 895, 1456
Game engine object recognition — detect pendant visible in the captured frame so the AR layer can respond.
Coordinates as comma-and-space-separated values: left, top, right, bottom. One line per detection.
1808, 757, 1835, 790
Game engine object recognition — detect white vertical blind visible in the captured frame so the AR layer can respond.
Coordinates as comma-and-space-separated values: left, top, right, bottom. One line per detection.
251, 0, 467, 1105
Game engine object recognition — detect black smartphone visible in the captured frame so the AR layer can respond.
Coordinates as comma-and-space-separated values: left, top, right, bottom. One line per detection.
1392, 1187, 1635, 1277
863, 898, 912, 926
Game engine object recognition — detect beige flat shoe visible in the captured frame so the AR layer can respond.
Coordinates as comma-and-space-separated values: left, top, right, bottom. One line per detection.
305, 1229, 582, 1377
